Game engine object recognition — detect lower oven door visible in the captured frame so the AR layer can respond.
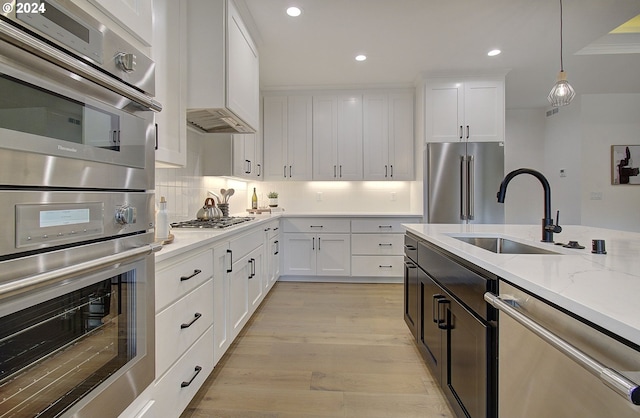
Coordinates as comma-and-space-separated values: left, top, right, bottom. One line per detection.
0, 250, 155, 418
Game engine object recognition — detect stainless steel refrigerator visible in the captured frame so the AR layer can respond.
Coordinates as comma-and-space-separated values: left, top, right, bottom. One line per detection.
424, 142, 505, 224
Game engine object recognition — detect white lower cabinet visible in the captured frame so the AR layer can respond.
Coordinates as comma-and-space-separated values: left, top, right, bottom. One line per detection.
152, 326, 214, 417
280, 216, 421, 281
262, 220, 280, 293
156, 279, 214, 376
213, 226, 267, 366
350, 218, 415, 279
282, 233, 351, 276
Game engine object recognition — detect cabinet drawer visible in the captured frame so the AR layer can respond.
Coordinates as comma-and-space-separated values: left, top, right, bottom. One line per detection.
152, 326, 214, 418
351, 255, 403, 277
156, 279, 214, 377
230, 227, 263, 260
282, 217, 350, 233
351, 234, 404, 255
263, 220, 280, 239
156, 249, 213, 312
351, 218, 420, 233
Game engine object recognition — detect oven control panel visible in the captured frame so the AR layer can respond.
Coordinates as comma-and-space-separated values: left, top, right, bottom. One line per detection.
15, 202, 105, 248
5, 191, 154, 255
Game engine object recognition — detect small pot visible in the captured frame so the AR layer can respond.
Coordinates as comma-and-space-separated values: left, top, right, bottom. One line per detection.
197, 197, 221, 220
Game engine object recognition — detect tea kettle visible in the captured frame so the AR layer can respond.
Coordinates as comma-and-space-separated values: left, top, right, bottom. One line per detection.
197, 197, 222, 220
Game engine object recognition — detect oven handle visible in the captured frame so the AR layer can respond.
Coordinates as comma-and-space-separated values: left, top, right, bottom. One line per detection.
0, 243, 162, 300
485, 292, 640, 406
0, 20, 162, 112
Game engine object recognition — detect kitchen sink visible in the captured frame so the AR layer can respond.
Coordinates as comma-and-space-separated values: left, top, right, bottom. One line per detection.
451, 236, 561, 255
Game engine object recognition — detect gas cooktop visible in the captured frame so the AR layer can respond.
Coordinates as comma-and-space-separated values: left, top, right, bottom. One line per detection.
170, 217, 254, 229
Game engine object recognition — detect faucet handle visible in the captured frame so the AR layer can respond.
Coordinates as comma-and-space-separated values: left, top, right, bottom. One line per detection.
547, 210, 563, 234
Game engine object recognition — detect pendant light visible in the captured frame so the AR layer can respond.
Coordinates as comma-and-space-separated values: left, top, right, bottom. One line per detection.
548, 0, 575, 107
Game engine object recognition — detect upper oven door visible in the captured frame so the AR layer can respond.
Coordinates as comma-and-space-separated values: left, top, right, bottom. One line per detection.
0, 21, 157, 191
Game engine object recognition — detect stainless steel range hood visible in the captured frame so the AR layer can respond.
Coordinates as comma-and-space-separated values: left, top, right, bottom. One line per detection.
186, 108, 256, 134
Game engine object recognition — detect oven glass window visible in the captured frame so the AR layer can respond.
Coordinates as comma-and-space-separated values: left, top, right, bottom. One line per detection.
0, 271, 137, 417
0, 74, 120, 151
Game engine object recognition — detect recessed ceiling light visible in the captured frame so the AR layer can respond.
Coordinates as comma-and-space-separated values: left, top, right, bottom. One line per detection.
488, 49, 501, 57
355, 55, 367, 61
286, 6, 301, 17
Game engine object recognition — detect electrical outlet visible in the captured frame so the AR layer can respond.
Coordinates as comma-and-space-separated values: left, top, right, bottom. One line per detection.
590, 192, 603, 200
390, 192, 397, 201
560, 169, 567, 177
316, 192, 322, 201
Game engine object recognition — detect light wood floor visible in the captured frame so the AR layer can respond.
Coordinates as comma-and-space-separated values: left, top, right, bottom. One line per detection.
181, 282, 455, 418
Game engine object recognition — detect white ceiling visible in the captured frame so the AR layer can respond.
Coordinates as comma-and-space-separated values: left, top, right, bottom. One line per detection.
235, 0, 640, 109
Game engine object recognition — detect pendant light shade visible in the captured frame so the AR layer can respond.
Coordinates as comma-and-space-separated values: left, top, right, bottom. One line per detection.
548, 71, 575, 107
548, 0, 575, 107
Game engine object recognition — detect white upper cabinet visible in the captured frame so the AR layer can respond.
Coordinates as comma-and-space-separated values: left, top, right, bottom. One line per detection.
363, 92, 414, 180
187, 0, 259, 132
153, 0, 187, 167
88, 0, 152, 46
313, 95, 363, 180
425, 77, 504, 143
233, 134, 262, 179
263, 95, 313, 180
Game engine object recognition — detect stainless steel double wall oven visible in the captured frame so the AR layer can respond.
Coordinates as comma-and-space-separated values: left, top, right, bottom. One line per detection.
0, 1, 160, 417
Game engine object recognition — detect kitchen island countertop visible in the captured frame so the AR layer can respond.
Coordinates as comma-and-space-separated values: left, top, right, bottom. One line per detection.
403, 223, 640, 346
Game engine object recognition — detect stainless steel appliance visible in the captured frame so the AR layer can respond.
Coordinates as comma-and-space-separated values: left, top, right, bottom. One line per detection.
486, 282, 640, 418
425, 142, 504, 224
171, 217, 254, 229
1, 0, 160, 190
0, 1, 160, 416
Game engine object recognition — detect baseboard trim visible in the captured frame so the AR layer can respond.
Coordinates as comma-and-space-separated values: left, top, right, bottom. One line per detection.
277, 276, 402, 284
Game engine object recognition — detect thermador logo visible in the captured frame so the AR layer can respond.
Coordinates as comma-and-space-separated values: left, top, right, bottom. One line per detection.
58, 145, 78, 153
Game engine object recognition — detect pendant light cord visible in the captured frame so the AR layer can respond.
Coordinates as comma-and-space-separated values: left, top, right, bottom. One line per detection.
560, 0, 564, 72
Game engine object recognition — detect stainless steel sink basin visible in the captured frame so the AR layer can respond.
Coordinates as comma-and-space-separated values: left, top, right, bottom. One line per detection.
452, 236, 560, 255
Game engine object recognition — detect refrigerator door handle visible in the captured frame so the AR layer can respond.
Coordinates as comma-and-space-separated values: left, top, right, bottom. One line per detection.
460, 155, 468, 220
468, 155, 475, 220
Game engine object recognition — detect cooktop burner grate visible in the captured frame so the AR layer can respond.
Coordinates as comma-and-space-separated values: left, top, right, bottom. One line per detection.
170, 217, 254, 229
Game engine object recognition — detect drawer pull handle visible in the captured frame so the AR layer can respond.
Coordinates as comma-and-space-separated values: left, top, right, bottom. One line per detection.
404, 261, 417, 268
180, 312, 202, 329
181, 365, 203, 388
378, 225, 393, 229
180, 269, 202, 282
378, 243, 393, 247
226, 249, 233, 273
404, 244, 417, 250
379, 265, 393, 268
310, 225, 324, 228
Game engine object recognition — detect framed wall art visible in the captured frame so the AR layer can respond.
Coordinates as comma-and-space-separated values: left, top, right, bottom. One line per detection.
612, 145, 640, 185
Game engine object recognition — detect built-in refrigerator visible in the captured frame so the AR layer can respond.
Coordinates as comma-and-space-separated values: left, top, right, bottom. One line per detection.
424, 141, 505, 224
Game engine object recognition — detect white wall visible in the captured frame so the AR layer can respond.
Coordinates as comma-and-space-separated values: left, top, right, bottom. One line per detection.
505, 93, 640, 232
504, 109, 546, 224
580, 94, 640, 231
155, 131, 248, 222
543, 97, 583, 226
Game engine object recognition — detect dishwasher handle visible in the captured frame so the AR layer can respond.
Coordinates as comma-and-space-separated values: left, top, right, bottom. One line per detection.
485, 292, 640, 406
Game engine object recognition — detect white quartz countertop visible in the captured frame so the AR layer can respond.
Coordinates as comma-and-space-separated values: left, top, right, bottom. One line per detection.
155, 213, 282, 262
403, 223, 640, 346
280, 212, 422, 218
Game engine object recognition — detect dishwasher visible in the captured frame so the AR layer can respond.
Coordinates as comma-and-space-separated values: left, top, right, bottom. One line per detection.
486, 281, 640, 417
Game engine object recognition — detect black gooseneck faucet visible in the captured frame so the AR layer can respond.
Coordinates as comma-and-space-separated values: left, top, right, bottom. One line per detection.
496, 168, 562, 243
